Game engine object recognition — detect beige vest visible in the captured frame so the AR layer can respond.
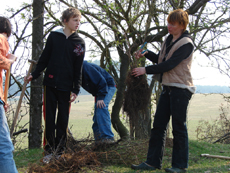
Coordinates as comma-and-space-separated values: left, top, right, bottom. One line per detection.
158, 37, 196, 93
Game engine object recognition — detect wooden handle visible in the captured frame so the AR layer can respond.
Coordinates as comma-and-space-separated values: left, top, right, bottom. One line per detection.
201, 154, 230, 160
10, 60, 36, 137
3, 66, 11, 105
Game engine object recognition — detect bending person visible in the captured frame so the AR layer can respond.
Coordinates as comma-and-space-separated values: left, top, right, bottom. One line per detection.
81, 61, 116, 144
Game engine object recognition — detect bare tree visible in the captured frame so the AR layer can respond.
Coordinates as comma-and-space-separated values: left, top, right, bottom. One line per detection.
4, 0, 230, 143
52, 0, 228, 139
29, 0, 44, 149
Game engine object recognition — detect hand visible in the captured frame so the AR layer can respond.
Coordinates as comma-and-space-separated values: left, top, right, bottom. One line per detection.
4, 104, 9, 112
132, 67, 146, 77
97, 100, 105, 108
7, 54, 17, 64
134, 49, 148, 60
24, 74, 33, 83
70, 93, 77, 103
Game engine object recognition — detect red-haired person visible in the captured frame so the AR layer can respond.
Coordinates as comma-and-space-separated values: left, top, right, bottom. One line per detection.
131, 9, 195, 173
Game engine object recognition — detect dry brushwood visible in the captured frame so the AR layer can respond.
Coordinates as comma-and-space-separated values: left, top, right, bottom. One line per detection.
123, 64, 151, 138
123, 64, 151, 120
196, 103, 230, 144
29, 150, 101, 173
28, 135, 174, 172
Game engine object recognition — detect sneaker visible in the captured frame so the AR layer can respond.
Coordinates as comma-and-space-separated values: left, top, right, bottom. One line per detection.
103, 138, 116, 144
42, 154, 53, 164
95, 138, 116, 146
131, 162, 157, 170
165, 167, 187, 172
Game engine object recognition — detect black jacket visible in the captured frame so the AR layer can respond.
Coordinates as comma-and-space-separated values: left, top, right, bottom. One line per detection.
81, 61, 116, 100
31, 29, 85, 94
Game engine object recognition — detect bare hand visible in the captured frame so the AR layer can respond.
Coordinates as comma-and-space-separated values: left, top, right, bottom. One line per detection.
24, 74, 33, 83
4, 104, 9, 112
70, 93, 77, 103
134, 49, 148, 60
7, 54, 17, 64
132, 67, 146, 77
97, 100, 105, 108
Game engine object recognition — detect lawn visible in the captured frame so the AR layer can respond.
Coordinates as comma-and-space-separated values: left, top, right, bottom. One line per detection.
15, 139, 230, 172
12, 93, 230, 172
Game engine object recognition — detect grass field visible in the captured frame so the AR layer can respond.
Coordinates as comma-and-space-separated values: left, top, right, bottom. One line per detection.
12, 93, 230, 172
13, 93, 230, 149
65, 93, 230, 141
63, 94, 230, 140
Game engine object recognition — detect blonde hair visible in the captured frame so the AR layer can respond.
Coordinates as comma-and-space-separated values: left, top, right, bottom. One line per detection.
167, 9, 189, 32
61, 7, 81, 23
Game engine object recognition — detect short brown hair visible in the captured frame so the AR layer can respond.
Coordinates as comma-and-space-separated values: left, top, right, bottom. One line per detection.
167, 9, 189, 32
0, 16, 12, 37
61, 7, 81, 23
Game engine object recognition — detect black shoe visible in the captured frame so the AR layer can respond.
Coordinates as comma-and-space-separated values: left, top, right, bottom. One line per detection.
165, 167, 187, 172
131, 162, 157, 170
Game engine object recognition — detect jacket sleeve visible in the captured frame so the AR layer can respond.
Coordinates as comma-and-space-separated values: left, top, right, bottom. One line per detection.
72, 41, 85, 95
144, 50, 159, 64
0, 39, 11, 70
31, 33, 53, 79
145, 43, 193, 74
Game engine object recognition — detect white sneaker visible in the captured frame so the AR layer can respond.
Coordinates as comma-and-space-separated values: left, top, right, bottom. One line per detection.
43, 154, 53, 164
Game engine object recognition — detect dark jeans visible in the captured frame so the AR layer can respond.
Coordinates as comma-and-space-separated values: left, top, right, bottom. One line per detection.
43, 86, 71, 154
145, 86, 192, 169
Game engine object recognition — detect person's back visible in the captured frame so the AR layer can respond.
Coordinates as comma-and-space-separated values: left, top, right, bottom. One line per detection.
81, 61, 115, 98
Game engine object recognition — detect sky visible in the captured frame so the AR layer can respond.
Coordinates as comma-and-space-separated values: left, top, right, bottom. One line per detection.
0, 0, 229, 87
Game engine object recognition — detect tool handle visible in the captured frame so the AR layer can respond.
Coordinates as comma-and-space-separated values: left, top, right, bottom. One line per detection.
3, 66, 11, 105
10, 60, 36, 137
201, 154, 230, 160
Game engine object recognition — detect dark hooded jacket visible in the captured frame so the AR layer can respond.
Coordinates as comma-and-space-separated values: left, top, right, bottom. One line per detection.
31, 28, 85, 94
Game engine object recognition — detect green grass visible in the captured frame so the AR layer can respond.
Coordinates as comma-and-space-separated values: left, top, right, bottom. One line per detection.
15, 140, 230, 172
12, 93, 230, 172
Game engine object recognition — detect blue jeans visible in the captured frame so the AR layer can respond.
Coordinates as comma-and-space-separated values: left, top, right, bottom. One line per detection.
93, 86, 116, 141
0, 102, 18, 173
145, 86, 192, 169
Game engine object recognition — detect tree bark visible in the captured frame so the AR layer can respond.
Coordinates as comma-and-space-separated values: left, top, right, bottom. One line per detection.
111, 47, 130, 139
29, 0, 44, 149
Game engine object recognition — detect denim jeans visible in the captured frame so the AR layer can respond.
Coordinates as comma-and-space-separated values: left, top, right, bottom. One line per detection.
0, 102, 18, 173
145, 86, 192, 169
93, 86, 116, 141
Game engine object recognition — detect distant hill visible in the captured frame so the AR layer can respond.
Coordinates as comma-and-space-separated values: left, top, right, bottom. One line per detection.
195, 85, 230, 94
78, 85, 230, 95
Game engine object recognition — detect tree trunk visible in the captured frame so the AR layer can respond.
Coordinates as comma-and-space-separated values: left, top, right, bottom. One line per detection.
111, 48, 130, 139
133, 77, 156, 139
29, 0, 44, 149
134, 103, 152, 139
